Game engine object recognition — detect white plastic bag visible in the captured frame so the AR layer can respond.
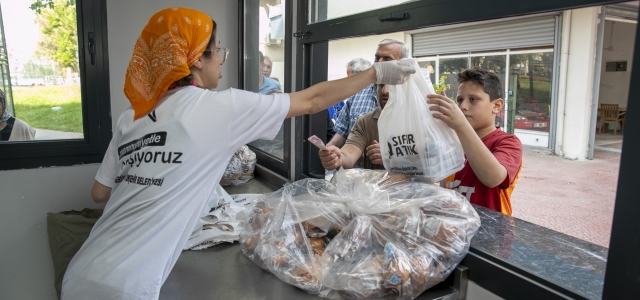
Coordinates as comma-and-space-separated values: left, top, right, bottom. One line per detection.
184, 185, 261, 250
378, 59, 465, 183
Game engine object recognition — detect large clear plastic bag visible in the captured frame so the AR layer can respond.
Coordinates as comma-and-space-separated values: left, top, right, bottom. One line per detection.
241, 179, 353, 296
240, 169, 480, 299
220, 145, 257, 186
378, 59, 465, 183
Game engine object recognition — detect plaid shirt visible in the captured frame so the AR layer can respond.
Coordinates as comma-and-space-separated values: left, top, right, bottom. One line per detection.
334, 84, 378, 138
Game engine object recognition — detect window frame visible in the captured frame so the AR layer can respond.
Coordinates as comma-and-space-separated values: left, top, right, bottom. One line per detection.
0, 0, 111, 171
238, 0, 293, 181
295, 0, 640, 298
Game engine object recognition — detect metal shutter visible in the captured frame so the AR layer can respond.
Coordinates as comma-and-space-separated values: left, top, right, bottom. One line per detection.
606, 3, 638, 21
412, 15, 557, 57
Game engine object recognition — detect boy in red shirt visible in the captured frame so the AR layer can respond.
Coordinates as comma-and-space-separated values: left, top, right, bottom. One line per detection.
428, 68, 522, 215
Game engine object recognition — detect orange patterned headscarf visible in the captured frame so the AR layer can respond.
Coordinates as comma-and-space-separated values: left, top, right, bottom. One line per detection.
124, 7, 214, 120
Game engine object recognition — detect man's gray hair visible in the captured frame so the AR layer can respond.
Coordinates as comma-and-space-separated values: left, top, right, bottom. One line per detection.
378, 38, 409, 58
346, 58, 372, 74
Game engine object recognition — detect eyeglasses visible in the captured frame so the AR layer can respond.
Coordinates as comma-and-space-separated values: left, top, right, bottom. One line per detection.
203, 47, 229, 64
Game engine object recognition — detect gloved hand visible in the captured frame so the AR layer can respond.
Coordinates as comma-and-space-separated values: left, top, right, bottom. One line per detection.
372, 58, 416, 85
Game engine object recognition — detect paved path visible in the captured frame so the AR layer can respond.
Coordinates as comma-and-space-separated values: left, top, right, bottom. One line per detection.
512, 141, 621, 248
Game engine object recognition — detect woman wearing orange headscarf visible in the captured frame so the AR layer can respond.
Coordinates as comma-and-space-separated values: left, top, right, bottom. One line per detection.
61, 7, 413, 299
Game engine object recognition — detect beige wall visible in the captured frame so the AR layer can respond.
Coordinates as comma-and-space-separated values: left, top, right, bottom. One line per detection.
0, 1, 238, 299
327, 32, 405, 81
107, 0, 239, 129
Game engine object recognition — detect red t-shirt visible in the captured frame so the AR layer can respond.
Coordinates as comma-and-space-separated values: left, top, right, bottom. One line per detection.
445, 128, 523, 215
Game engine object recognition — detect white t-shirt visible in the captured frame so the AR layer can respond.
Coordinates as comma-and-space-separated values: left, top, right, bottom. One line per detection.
61, 86, 290, 300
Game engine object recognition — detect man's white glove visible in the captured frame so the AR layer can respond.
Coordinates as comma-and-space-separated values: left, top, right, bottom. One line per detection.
372, 58, 416, 85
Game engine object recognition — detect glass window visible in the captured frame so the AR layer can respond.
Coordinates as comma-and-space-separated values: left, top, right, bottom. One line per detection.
509, 52, 554, 133
246, 0, 286, 160
0, 0, 83, 142
471, 55, 507, 130
417, 60, 436, 84
308, 0, 418, 24
438, 57, 468, 99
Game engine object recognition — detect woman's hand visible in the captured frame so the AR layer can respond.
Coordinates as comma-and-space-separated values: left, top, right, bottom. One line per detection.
372, 58, 416, 85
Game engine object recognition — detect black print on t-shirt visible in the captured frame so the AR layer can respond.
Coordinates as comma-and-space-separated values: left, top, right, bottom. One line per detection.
115, 174, 164, 186
118, 132, 167, 159
148, 111, 157, 122
121, 151, 183, 168
388, 134, 418, 158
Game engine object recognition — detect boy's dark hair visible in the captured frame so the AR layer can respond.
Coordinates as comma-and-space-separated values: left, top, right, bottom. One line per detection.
457, 67, 503, 101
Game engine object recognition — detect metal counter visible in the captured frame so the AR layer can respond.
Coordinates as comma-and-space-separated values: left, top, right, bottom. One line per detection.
159, 179, 465, 299
159, 243, 464, 300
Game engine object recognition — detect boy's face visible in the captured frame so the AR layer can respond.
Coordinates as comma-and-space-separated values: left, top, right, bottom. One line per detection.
456, 81, 503, 131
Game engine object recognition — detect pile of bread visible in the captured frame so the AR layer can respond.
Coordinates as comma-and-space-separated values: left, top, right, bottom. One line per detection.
220, 146, 256, 186
240, 169, 480, 299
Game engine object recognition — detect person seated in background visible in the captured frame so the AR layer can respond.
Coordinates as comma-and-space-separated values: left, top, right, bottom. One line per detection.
429, 68, 523, 215
0, 89, 36, 141
259, 51, 282, 94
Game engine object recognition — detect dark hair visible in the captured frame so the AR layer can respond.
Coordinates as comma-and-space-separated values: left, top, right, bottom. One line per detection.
174, 20, 218, 87
258, 51, 264, 66
457, 67, 503, 101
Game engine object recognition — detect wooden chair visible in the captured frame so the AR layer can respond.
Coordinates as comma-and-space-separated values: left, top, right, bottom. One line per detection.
599, 104, 625, 135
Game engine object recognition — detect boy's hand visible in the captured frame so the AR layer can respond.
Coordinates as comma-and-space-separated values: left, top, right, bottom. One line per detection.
427, 91, 468, 132
366, 140, 383, 165
319, 146, 342, 170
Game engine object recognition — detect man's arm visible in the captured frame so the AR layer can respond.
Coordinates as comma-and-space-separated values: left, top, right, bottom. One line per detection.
330, 98, 352, 148
327, 133, 347, 148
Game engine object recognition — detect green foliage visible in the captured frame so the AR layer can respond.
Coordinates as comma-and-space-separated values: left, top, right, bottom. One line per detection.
29, 0, 54, 14
12, 86, 83, 133
31, 0, 78, 72
433, 75, 450, 94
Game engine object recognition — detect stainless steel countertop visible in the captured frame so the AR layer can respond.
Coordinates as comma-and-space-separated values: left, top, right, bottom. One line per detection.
159, 243, 459, 300
159, 179, 460, 299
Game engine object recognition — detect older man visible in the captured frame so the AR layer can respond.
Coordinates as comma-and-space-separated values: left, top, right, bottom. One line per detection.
321, 39, 408, 170
262, 55, 273, 77
259, 52, 281, 94
329, 39, 408, 149
328, 58, 371, 121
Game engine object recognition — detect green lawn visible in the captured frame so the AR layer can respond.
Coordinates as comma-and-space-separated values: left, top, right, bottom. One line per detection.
12, 85, 83, 133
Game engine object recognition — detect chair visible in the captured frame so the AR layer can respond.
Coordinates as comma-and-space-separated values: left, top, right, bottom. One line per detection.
599, 104, 625, 135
